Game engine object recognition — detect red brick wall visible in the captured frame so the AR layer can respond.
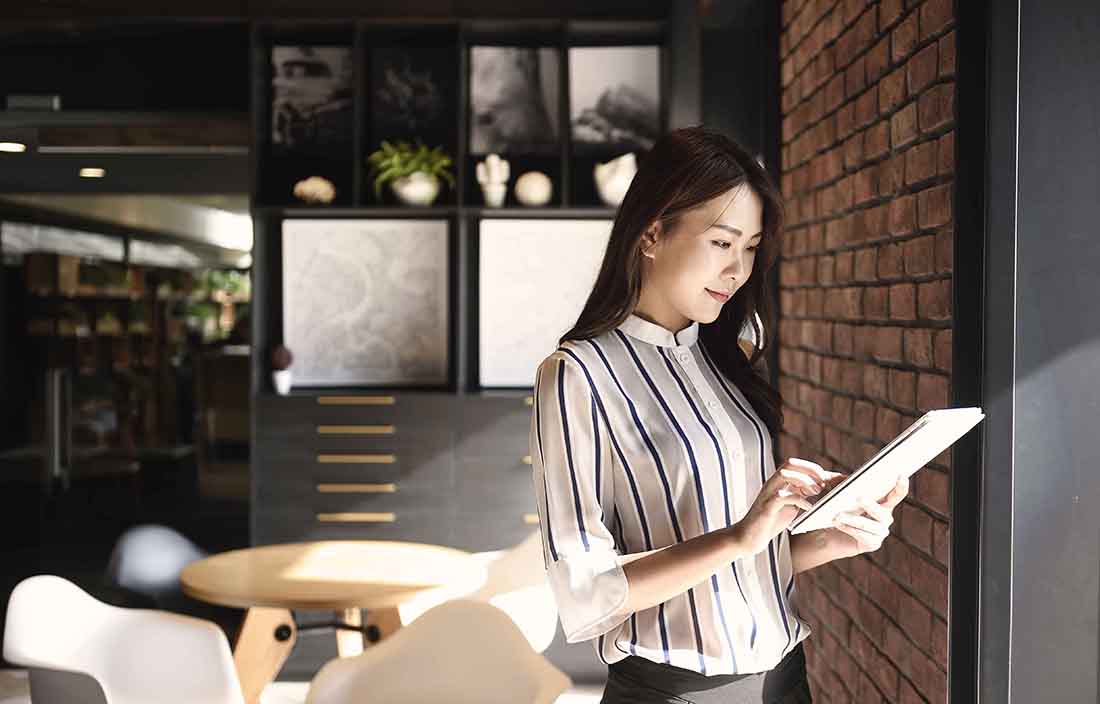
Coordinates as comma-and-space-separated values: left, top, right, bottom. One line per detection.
776, 0, 955, 701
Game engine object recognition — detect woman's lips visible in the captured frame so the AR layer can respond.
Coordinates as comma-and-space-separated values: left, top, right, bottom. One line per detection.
706, 288, 731, 303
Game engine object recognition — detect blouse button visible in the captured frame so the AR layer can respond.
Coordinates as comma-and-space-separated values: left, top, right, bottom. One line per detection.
677, 351, 690, 363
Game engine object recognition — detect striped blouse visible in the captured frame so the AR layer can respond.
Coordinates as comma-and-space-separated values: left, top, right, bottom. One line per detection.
529, 312, 811, 676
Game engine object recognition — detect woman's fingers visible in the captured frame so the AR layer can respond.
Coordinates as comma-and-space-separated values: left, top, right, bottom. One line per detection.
858, 499, 894, 526
835, 511, 890, 538
776, 486, 814, 512
786, 457, 846, 483
832, 521, 884, 550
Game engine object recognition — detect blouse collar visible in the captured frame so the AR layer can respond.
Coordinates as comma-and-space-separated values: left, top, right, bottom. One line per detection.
616, 312, 699, 348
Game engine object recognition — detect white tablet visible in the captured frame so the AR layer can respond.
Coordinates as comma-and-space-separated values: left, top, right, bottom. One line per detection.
788, 407, 985, 535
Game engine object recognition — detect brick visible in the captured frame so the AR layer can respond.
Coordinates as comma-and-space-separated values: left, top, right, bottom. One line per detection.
918, 280, 951, 320
888, 195, 917, 235
917, 373, 949, 411
882, 152, 907, 196
934, 329, 952, 371
917, 468, 950, 516
846, 54, 867, 98
889, 283, 916, 320
870, 649, 900, 697
852, 401, 875, 438
905, 140, 938, 185
877, 241, 904, 279
910, 648, 947, 704
864, 363, 888, 401
868, 561, 901, 613
832, 395, 854, 426
835, 250, 854, 281
819, 254, 837, 284
866, 36, 891, 82
918, 82, 955, 133
920, 0, 954, 40
880, 0, 903, 29
842, 360, 863, 395
892, 12, 918, 62
889, 368, 916, 408
844, 131, 865, 169
911, 555, 948, 616
864, 285, 888, 319
892, 102, 919, 147
908, 43, 939, 94
876, 406, 901, 443
900, 502, 933, 553
826, 219, 848, 250
931, 617, 949, 669
897, 589, 932, 643
903, 234, 936, 275
904, 328, 935, 367
864, 120, 890, 159
934, 227, 953, 273
940, 30, 956, 77
855, 84, 880, 128
880, 66, 907, 113
938, 130, 955, 174
854, 247, 877, 281
873, 326, 903, 363
918, 184, 953, 227
931, 520, 949, 565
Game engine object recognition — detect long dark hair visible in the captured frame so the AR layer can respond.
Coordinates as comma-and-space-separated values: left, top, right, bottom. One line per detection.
558, 125, 785, 437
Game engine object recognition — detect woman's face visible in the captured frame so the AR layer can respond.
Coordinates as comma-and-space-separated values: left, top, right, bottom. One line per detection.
637, 185, 764, 332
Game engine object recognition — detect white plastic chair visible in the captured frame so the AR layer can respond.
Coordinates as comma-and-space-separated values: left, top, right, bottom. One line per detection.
397, 529, 559, 653
305, 598, 571, 704
3, 575, 244, 704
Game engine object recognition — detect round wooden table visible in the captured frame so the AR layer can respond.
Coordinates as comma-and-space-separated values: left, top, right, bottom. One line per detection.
181, 540, 487, 704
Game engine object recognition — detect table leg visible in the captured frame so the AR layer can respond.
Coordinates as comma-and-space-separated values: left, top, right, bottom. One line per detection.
335, 608, 364, 658
333, 606, 402, 658
232, 607, 297, 704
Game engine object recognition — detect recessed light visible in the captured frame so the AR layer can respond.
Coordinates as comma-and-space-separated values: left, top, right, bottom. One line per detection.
0, 142, 27, 153
79, 167, 106, 178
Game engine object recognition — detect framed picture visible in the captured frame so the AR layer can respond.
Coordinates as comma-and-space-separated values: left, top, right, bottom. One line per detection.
568, 46, 661, 155
369, 45, 457, 149
282, 219, 450, 386
468, 46, 561, 155
270, 46, 354, 158
478, 218, 613, 387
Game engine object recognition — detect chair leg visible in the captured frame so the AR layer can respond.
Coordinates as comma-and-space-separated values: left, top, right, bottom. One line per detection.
334, 608, 364, 658
232, 607, 296, 704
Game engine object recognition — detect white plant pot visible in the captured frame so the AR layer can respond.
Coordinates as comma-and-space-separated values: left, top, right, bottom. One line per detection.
391, 172, 441, 206
480, 182, 507, 207
272, 369, 293, 395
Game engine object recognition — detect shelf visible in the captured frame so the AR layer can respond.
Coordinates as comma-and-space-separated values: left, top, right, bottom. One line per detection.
253, 205, 617, 219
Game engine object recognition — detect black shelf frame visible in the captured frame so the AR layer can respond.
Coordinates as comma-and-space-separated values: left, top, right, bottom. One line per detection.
249, 15, 671, 396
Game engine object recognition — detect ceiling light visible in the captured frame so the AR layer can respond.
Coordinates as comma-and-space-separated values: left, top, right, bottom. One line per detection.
79, 167, 106, 178
0, 142, 27, 153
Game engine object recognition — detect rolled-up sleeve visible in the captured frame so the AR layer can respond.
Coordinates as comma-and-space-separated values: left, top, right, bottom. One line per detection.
530, 352, 630, 643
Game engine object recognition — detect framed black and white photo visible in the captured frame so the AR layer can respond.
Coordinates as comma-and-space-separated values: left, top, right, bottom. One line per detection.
468, 46, 560, 155
568, 45, 661, 155
282, 218, 450, 386
270, 46, 353, 158
369, 46, 456, 149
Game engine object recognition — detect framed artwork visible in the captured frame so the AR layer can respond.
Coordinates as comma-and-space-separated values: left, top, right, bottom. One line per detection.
270, 46, 354, 158
468, 46, 560, 155
478, 218, 613, 387
282, 219, 450, 386
568, 46, 661, 155
369, 45, 457, 149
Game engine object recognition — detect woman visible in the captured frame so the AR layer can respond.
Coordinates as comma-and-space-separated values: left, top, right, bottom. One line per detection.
530, 125, 909, 703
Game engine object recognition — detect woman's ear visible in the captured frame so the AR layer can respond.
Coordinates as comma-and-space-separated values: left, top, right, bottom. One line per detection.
640, 221, 662, 259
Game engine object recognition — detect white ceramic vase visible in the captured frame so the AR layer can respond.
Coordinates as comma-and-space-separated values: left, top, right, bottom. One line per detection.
272, 369, 292, 395
391, 171, 440, 206
593, 152, 637, 207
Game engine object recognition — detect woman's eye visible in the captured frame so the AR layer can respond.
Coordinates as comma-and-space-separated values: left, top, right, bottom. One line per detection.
713, 240, 731, 249
747, 245, 758, 252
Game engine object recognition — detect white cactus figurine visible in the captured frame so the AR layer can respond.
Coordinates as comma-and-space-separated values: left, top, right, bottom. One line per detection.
476, 153, 510, 207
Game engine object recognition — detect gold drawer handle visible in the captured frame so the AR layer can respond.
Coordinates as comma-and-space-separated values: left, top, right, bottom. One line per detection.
317, 512, 396, 523
317, 396, 396, 406
524, 396, 533, 406
522, 455, 532, 465
317, 453, 396, 464
316, 483, 397, 493
523, 513, 539, 525
317, 425, 396, 435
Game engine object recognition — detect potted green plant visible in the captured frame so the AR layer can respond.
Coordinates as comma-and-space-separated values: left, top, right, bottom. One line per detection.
366, 139, 455, 206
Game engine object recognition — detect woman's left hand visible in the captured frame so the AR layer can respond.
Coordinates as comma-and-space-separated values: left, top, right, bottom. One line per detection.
827, 475, 910, 558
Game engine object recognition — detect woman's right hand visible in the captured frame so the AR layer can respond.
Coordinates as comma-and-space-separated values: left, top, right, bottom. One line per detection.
730, 457, 842, 555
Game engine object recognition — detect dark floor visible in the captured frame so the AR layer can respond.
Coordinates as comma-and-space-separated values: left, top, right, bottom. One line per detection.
0, 454, 249, 668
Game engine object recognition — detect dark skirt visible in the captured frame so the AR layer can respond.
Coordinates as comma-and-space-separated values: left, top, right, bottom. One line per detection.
599, 641, 813, 704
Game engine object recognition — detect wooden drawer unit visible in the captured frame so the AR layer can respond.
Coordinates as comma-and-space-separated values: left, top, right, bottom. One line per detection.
455, 455, 536, 514
256, 445, 454, 494
255, 392, 457, 427
455, 393, 533, 459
